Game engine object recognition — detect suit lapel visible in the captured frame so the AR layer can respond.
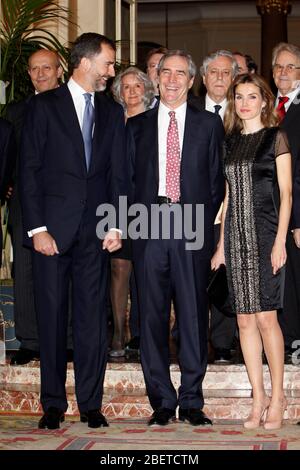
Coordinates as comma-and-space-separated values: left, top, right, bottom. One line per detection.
181, 104, 198, 171
283, 92, 300, 127
146, 108, 159, 185
89, 93, 110, 173
54, 85, 86, 172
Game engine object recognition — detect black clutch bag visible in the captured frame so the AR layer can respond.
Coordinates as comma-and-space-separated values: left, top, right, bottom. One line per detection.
207, 264, 235, 318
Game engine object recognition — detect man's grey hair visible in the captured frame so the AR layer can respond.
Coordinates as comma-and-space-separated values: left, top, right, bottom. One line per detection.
272, 42, 300, 67
200, 50, 239, 78
112, 66, 155, 111
157, 50, 197, 79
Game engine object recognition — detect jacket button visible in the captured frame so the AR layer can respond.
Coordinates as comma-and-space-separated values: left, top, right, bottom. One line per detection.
80, 199, 86, 205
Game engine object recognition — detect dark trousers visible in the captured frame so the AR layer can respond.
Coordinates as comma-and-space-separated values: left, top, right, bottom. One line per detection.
129, 269, 140, 338
9, 196, 73, 352
210, 224, 236, 350
134, 235, 210, 411
9, 212, 39, 352
279, 231, 300, 348
32, 223, 108, 413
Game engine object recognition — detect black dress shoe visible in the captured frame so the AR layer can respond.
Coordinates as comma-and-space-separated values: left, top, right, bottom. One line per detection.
80, 410, 109, 428
10, 348, 40, 365
148, 408, 176, 426
38, 407, 65, 429
214, 348, 232, 363
125, 336, 140, 352
179, 408, 212, 426
66, 349, 74, 362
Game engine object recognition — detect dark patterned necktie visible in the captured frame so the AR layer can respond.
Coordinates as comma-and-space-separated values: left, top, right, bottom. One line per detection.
82, 93, 95, 170
214, 104, 222, 115
276, 96, 289, 122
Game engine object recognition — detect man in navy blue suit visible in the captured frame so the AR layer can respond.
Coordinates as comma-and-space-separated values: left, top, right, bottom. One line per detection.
127, 50, 224, 426
20, 33, 126, 429
272, 42, 300, 363
0, 117, 15, 261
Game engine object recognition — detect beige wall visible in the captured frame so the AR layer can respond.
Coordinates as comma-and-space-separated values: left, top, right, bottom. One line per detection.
40, 1, 300, 70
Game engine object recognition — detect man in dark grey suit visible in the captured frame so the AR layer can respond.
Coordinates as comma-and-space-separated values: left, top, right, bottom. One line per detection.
127, 50, 224, 426
20, 33, 126, 429
0, 118, 15, 260
272, 42, 300, 362
6, 49, 64, 365
197, 50, 238, 364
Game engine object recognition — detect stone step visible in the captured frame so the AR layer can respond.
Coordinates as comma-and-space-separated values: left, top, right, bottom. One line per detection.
1, 383, 299, 420
1, 362, 300, 391
1, 361, 300, 420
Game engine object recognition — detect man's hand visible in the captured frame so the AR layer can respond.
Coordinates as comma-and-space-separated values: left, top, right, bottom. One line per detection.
6, 186, 13, 199
33, 232, 59, 256
293, 228, 300, 248
102, 230, 122, 253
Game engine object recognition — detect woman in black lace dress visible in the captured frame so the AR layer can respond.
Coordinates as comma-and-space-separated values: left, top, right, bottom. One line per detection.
212, 74, 292, 430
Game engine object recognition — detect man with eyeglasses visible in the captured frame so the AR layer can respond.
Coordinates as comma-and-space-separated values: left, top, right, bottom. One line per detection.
272, 42, 300, 365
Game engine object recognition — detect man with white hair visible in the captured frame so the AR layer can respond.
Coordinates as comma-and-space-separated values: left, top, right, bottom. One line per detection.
272, 42, 300, 364
196, 50, 239, 364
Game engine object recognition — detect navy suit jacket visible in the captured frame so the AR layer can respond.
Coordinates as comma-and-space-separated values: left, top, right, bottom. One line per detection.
280, 92, 300, 228
0, 117, 16, 260
20, 84, 126, 253
126, 102, 225, 259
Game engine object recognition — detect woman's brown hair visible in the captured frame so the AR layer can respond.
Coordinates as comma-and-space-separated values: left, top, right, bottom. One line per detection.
224, 73, 279, 134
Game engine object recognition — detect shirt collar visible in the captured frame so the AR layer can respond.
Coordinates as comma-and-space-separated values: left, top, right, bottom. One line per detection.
68, 77, 95, 101
159, 100, 187, 118
277, 85, 300, 103
205, 94, 227, 111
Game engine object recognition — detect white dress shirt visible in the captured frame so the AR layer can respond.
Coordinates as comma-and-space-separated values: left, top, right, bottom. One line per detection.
275, 85, 300, 112
205, 94, 227, 122
158, 101, 186, 197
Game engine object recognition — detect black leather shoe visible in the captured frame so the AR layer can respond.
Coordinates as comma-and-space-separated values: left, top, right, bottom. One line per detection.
125, 336, 140, 352
10, 348, 40, 365
66, 349, 74, 362
38, 407, 65, 429
148, 408, 176, 426
179, 408, 212, 426
80, 410, 109, 428
214, 348, 232, 363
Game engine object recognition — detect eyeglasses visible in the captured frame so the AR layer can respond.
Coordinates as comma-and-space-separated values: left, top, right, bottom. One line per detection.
273, 63, 300, 73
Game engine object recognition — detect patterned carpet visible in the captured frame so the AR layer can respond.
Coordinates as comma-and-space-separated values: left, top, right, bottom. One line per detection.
0, 413, 299, 450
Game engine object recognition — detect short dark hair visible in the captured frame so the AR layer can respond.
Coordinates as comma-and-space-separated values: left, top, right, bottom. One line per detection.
233, 51, 258, 74
70, 32, 116, 70
146, 47, 168, 68
245, 54, 258, 74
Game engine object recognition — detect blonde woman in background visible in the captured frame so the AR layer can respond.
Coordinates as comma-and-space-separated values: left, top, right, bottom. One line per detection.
109, 67, 155, 357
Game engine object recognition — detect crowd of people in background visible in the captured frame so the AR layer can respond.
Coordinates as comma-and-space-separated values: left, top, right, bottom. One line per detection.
1, 32, 300, 431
